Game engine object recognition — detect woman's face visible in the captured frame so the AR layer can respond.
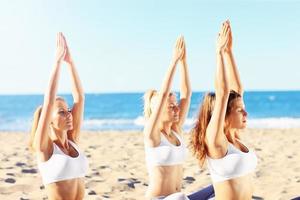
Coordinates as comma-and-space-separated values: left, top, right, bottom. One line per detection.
51, 99, 73, 132
226, 97, 248, 129
161, 94, 180, 123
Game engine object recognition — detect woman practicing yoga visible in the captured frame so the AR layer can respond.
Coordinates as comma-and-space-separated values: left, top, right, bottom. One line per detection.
191, 20, 257, 200
143, 35, 191, 200
29, 32, 88, 200
143, 36, 214, 200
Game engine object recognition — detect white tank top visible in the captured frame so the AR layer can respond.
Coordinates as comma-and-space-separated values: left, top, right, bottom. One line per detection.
38, 140, 89, 185
145, 131, 188, 167
207, 141, 257, 183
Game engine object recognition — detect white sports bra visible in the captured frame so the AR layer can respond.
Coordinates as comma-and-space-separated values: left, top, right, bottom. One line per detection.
207, 141, 257, 183
38, 140, 89, 185
145, 131, 188, 167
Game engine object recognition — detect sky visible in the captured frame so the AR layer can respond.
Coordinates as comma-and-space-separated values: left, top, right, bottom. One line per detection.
0, 0, 299, 94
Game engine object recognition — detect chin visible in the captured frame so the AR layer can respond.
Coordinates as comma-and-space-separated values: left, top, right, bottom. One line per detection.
241, 123, 247, 129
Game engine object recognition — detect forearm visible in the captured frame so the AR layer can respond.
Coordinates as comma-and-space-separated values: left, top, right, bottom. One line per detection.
224, 50, 243, 94
144, 59, 178, 140
66, 60, 85, 102
160, 59, 178, 95
215, 52, 229, 95
44, 61, 62, 104
208, 52, 229, 147
179, 60, 192, 98
35, 61, 61, 151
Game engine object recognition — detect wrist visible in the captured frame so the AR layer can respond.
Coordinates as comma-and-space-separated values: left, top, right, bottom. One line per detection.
180, 58, 187, 64
224, 48, 232, 54
171, 57, 179, 65
66, 59, 74, 65
54, 59, 62, 65
216, 49, 224, 55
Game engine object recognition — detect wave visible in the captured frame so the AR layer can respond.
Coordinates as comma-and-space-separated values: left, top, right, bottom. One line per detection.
246, 117, 300, 129
1, 117, 300, 132
82, 117, 300, 130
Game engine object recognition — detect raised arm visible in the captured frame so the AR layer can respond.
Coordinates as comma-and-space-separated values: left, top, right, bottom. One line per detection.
224, 20, 243, 95
34, 33, 66, 153
174, 37, 192, 129
62, 35, 85, 143
144, 36, 185, 147
206, 22, 230, 158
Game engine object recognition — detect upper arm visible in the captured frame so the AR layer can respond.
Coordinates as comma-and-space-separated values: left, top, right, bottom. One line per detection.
175, 94, 191, 128
34, 101, 53, 153
143, 93, 169, 147
67, 99, 84, 143
205, 94, 229, 158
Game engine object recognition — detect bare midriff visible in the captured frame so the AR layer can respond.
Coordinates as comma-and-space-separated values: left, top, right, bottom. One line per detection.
146, 165, 183, 199
45, 178, 85, 200
213, 174, 254, 200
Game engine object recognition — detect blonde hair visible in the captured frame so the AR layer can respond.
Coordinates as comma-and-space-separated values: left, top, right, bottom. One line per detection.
143, 90, 158, 119
143, 90, 178, 120
29, 105, 42, 152
28, 96, 67, 152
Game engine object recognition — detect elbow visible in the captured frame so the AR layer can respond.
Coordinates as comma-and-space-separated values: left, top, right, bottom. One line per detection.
215, 84, 230, 97
79, 93, 85, 102
237, 87, 244, 96
74, 93, 85, 103
187, 90, 192, 98
180, 88, 192, 99
160, 92, 169, 99
43, 97, 55, 107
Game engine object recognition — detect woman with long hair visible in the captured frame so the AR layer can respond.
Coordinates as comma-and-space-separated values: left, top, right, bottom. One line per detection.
191, 20, 257, 200
143, 36, 214, 200
143, 35, 191, 200
29, 32, 88, 200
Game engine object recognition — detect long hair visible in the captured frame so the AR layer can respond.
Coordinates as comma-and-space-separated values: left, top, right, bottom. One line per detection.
29, 105, 42, 151
190, 90, 241, 166
143, 90, 158, 119
28, 96, 66, 152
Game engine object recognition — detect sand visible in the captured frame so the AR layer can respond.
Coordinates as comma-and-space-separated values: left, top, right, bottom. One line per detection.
0, 129, 299, 200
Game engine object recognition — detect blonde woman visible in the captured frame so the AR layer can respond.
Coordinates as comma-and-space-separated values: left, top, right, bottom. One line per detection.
29, 32, 88, 200
191, 20, 257, 200
143, 36, 214, 200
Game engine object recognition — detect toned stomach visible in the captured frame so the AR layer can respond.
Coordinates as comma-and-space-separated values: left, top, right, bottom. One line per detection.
214, 174, 254, 200
146, 165, 183, 199
45, 178, 85, 200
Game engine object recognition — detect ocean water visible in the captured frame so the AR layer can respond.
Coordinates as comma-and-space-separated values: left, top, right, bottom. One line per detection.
0, 91, 300, 132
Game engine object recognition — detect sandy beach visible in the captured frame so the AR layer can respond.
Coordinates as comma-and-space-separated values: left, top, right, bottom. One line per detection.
0, 129, 299, 200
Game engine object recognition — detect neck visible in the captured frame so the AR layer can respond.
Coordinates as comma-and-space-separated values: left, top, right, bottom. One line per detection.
50, 127, 69, 149
160, 121, 173, 136
225, 128, 239, 144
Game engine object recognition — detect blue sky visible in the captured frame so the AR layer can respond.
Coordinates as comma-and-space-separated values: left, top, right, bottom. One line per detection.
0, 0, 299, 94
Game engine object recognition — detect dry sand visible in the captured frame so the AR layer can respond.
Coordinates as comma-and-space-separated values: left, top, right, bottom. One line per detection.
0, 129, 299, 200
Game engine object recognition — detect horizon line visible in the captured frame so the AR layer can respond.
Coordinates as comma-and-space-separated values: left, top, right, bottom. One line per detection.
0, 89, 300, 95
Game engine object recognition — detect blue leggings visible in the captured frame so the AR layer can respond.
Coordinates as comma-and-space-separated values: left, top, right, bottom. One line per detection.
151, 185, 215, 200
187, 185, 215, 200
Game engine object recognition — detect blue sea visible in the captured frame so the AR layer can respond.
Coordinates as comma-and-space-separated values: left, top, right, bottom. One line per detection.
0, 91, 300, 132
